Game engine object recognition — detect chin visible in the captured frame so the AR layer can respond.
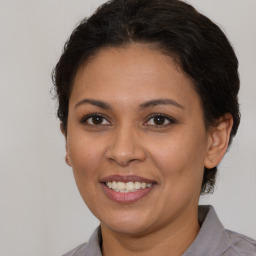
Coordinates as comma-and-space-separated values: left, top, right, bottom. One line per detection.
104, 220, 151, 235
99, 208, 158, 235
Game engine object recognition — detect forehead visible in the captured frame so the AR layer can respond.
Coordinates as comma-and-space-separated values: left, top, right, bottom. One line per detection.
70, 44, 201, 112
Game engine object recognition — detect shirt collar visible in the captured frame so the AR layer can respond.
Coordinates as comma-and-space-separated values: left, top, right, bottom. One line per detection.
183, 205, 230, 256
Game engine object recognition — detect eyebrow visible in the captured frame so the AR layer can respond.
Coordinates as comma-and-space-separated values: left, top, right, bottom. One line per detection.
74, 99, 111, 110
139, 98, 184, 110
74, 98, 184, 111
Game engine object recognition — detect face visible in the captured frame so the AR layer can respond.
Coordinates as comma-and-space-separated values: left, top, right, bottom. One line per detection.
66, 44, 212, 236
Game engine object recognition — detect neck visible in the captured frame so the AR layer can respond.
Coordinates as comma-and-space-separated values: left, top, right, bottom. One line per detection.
101, 206, 200, 256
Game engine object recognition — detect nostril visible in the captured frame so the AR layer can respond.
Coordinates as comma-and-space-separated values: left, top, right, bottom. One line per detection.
107, 155, 137, 167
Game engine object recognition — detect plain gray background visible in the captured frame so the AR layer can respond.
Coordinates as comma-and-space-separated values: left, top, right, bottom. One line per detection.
0, 1, 255, 255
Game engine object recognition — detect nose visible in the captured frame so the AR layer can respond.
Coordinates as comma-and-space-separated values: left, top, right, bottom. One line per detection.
105, 125, 147, 166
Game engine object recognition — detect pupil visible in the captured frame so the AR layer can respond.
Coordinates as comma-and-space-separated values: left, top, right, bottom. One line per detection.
154, 116, 165, 125
92, 116, 103, 125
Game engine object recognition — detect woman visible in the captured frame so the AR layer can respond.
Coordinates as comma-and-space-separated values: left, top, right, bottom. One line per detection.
53, 0, 256, 255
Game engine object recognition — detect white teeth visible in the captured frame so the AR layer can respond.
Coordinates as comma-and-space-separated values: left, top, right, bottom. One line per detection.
135, 181, 141, 189
126, 182, 135, 191
117, 181, 126, 191
105, 181, 153, 193
106, 182, 112, 189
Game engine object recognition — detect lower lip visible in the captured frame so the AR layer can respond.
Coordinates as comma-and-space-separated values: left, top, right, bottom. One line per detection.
101, 183, 155, 203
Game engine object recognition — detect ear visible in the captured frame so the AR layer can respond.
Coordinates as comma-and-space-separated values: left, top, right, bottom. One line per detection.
64, 145, 72, 167
204, 113, 233, 169
60, 123, 72, 167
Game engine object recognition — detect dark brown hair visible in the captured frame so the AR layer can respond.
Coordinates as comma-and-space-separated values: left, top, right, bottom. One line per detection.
52, 0, 240, 194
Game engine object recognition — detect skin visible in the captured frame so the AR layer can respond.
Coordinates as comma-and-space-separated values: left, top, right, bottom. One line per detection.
64, 43, 233, 256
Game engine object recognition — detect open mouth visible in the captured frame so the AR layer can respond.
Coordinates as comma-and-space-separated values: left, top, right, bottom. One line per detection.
105, 181, 153, 193
100, 175, 157, 203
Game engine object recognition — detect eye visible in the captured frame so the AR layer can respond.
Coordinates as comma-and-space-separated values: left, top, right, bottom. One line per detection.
145, 114, 176, 127
81, 114, 111, 126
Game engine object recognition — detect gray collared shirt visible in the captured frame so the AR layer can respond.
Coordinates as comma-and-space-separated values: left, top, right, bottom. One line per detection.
63, 205, 256, 256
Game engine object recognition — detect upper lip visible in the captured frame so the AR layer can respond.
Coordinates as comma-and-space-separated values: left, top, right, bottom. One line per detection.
100, 175, 157, 184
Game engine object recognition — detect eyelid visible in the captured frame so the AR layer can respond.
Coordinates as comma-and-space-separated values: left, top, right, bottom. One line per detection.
79, 113, 176, 127
80, 113, 111, 126
144, 113, 177, 126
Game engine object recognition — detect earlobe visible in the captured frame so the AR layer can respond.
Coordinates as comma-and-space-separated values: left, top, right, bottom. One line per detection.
65, 143, 72, 167
60, 123, 72, 167
65, 153, 72, 166
204, 113, 233, 169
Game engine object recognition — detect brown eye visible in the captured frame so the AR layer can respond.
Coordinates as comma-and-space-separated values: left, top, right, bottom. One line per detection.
153, 116, 166, 125
146, 114, 175, 127
82, 114, 111, 126
91, 116, 104, 125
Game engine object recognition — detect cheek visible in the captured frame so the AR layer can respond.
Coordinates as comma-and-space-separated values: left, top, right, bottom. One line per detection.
68, 132, 105, 180
67, 135, 105, 207
148, 128, 207, 182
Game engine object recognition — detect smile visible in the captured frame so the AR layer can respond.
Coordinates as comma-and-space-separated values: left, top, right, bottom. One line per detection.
101, 175, 156, 203
105, 181, 152, 193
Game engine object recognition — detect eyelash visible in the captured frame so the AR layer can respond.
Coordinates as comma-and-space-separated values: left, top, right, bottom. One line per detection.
145, 114, 177, 127
80, 113, 177, 127
80, 113, 111, 126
